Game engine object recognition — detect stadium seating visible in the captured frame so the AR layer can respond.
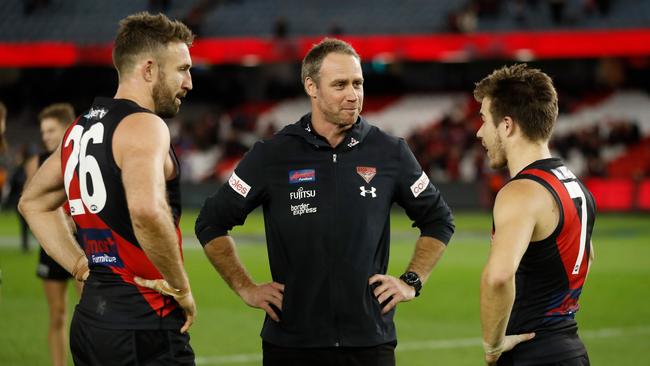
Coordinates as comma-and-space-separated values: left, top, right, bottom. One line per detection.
1, 0, 648, 43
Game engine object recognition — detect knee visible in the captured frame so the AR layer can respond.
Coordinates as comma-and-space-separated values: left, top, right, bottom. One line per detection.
49, 305, 67, 329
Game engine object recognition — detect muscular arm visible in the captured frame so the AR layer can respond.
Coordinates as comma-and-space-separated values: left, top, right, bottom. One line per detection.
114, 113, 189, 291
481, 180, 540, 363
18, 146, 86, 275
26, 154, 77, 234
203, 235, 255, 292
203, 235, 284, 321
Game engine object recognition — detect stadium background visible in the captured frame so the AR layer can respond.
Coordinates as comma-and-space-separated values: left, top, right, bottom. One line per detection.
0, 0, 649, 365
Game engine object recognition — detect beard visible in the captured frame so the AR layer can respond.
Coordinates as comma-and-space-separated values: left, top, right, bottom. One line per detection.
488, 134, 507, 170
152, 72, 180, 118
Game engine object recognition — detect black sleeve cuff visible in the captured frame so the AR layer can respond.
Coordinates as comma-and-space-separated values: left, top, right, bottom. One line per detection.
196, 226, 228, 247
418, 220, 455, 245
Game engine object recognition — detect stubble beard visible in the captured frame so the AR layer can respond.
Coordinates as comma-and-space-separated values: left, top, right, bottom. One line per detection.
152, 74, 179, 119
489, 135, 508, 170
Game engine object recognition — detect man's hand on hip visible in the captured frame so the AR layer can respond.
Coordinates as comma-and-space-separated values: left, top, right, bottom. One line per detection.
134, 277, 197, 334
238, 282, 285, 322
369, 274, 416, 314
483, 333, 535, 365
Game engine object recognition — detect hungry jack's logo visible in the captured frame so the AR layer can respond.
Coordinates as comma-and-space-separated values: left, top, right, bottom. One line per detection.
289, 169, 316, 184
79, 228, 124, 268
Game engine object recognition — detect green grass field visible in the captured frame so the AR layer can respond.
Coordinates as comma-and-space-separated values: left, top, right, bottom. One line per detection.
1, 210, 649, 365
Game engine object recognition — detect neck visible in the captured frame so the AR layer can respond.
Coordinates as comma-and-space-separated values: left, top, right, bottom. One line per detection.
114, 79, 154, 112
506, 140, 552, 177
310, 110, 353, 147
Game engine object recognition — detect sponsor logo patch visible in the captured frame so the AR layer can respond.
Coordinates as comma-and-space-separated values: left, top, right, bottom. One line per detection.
84, 107, 108, 120
360, 186, 377, 198
356, 166, 376, 184
228, 172, 251, 198
289, 169, 316, 184
410, 172, 430, 198
78, 228, 123, 268
290, 187, 316, 200
290, 203, 318, 216
347, 137, 359, 148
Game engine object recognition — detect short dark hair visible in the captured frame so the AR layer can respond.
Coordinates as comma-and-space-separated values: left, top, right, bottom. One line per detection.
38, 103, 75, 127
473, 63, 558, 142
301, 38, 360, 85
113, 12, 194, 75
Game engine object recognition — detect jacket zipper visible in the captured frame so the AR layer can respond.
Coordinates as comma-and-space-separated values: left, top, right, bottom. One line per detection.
331, 151, 340, 347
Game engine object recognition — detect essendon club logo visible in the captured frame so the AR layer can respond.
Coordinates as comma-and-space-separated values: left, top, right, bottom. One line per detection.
356, 166, 376, 184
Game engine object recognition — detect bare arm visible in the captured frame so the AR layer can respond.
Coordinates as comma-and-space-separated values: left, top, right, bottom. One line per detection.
369, 236, 446, 314
26, 154, 77, 234
406, 236, 446, 283
203, 235, 284, 322
481, 181, 539, 364
115, 113, 189, 291
587, 240, 594, 278
116, 113, 196, 332
18, 146, 87, 277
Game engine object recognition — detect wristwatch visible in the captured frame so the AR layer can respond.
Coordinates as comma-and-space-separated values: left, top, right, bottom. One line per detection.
399, 271, 422, 297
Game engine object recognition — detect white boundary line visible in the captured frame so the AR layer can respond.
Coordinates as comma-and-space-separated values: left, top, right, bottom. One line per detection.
195, 325, 650, 365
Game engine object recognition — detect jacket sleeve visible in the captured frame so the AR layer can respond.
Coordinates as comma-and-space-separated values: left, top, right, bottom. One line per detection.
394, 139, 455, 245
195, 141, 268, 246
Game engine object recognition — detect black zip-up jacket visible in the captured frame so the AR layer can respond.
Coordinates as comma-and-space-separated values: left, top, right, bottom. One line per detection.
196, 113, 454, 348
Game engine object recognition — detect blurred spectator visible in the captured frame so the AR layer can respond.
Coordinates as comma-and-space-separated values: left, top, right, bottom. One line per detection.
553, 118, 642, 178
0, 101, 6, 155
407, 101, 478, 182
597, 58, 626, 89
0, 101, 7, 207
510, 0, 529, 27
584, 0, 611, 16
267, 17, 300, 99
149, 0, 171, 13
182, 0, 229, 37
608, 119, 640, 145
549, 0, 567, 24
23, 0, 50, 15
448, 2, 479, 33
5, 145, 31, 252
329, 22, 344, 36
477, 0, 501, 17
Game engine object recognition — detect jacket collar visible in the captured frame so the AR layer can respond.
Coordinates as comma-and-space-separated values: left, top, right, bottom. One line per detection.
278, 113, 372, 150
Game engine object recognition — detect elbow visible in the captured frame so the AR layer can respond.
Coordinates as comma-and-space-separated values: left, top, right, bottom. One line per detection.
17, 196, 30, 217
129, 203, 166, 226
482, 268, 515, 289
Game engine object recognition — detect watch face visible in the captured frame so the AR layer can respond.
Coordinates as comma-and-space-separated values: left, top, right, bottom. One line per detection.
404, 272, 418, 284
401, 272, 422, 296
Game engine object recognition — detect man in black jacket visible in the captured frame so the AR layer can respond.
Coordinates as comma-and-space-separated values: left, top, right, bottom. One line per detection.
195, 38, 455, 366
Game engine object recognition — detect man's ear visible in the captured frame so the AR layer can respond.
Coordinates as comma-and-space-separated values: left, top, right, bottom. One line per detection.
141, 58, 156, 83
502, 116, 516, 137
304, 77, 317, 99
